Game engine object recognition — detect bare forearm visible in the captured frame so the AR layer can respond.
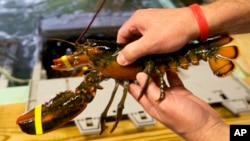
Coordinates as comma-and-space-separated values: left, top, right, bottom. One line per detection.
202, 0, 250, 36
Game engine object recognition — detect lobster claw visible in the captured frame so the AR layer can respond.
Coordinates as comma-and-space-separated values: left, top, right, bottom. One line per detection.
17, 71, 105, 135
16, 91, 88, 135
52, 54, 89, 71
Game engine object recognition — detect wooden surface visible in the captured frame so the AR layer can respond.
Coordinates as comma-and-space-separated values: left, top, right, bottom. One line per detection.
1, 103, 250, 141
1, 34, 250, 141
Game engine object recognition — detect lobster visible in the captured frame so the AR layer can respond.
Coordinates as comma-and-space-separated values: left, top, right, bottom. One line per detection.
16, 0, 239, 135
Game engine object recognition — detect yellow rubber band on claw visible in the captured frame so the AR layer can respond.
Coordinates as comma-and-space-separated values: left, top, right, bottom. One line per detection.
61, 55, 72, 68
35, 104, 43, 135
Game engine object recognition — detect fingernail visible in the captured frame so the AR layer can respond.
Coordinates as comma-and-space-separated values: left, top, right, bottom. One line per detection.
117, 52, 127, 66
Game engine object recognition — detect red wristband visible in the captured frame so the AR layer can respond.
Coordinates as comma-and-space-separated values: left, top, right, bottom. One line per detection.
189, 4, 209, 41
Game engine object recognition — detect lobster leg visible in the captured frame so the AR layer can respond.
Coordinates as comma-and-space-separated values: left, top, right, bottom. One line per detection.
99, 80, 120, 135
138, 60, 167, 101
110, 80, 129, 133
138, 60, 155, 100
155, 66, 167, 101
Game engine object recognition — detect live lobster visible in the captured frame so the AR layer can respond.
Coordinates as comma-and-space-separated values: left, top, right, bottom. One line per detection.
16, 0, 239, 135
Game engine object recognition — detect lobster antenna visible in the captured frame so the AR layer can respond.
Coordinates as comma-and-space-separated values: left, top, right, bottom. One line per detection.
48, 38, 75, 46
75, 0, 106, 43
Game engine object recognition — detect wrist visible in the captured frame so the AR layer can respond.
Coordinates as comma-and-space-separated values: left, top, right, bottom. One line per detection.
200, 0, 250, 35
189, 4, 209, 41
200, 2, 227, 36
182, 117, 229, 141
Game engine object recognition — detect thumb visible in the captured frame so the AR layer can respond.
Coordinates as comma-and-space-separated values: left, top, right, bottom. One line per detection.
117, 38, 149, 66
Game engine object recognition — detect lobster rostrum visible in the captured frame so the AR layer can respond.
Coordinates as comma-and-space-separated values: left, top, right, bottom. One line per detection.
16, 0, 239, 135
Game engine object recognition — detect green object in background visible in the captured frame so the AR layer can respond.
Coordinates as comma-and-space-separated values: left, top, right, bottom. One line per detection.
0, 86, 29, 105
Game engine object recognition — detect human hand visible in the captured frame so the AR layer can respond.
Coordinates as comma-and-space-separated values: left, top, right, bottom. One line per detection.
128, 70, 229, 141
117, 0, 250, 67
116, 8, 199, 66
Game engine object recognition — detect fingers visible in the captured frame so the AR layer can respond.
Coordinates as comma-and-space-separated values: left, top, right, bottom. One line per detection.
116, 9, 146, 44
116, 21, 143, 66
129, 83, 154, 110
166, 70, 184, 87
116, 22, 141, 44
130, 72, 220, 118
117, 38, 147, 66
135, 72, 163, 102
116, 10, 152, 66
131, 71, 185, 102
117, 31, 170, 66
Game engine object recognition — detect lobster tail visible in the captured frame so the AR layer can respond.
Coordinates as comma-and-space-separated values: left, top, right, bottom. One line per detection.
215, 45, 238, 59
208, 34, 233, 47
208, 45, 239, 77
209, 57, 235, 77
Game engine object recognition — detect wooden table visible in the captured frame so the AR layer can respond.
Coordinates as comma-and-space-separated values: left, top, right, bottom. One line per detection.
1, 102, 250, 141
1, 34, 250, 141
